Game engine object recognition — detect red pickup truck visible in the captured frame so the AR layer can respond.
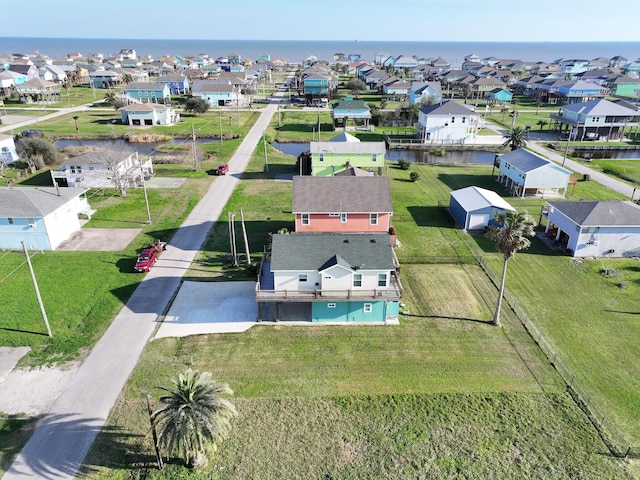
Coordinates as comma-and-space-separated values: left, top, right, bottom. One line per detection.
134, 248, 158, 272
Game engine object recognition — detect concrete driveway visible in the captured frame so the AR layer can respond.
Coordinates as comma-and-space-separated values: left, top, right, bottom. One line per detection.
56, 228, 141, 251
154, 281, 257, 338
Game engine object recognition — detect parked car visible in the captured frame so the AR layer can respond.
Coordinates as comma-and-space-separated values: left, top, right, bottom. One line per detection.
216, 163, 229, 175
134, 248, 158, 272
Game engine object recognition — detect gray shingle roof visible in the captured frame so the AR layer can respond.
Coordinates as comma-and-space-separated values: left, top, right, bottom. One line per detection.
292, 176, 392, 213
419, 100, 478, 116
0, 187, 87, 217
560, 99, 639, 117
548, 201, 640, 226
270, 233, 395, 271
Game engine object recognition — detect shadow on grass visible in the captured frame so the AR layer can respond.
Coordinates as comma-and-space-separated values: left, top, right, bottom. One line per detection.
0, 415, 40, 474
406, 206, 455, 228
403, 313, 493, 326
0, 327, 51, 336
437, 172, 509, 194
7, 413, 143, 478
17, 171, 54, 187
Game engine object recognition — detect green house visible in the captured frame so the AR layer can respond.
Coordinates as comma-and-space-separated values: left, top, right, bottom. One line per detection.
310, 132, 386, 176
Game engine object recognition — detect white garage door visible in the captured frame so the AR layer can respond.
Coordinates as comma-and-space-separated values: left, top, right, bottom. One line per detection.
468, 213, 490, 230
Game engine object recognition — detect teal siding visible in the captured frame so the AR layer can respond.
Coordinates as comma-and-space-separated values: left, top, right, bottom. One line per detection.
312, 300, 397, 322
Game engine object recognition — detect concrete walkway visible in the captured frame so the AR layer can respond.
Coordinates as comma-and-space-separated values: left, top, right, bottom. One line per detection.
3, 77, 292, 480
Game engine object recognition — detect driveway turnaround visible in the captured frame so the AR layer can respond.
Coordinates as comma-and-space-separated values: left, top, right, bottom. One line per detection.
3, 76, 293, 480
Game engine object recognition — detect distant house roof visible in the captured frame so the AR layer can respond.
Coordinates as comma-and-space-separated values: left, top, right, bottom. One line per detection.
330, 132, 360, 142
292, 176, 392, 213
270, 233, 396, 272
0, 187, 87, 218
450, 186, 514, 213
560, 99, 639, 117
309, 141, 386, 155
548, 201, 640, 227
419, 100, 478, 116
118, 104, 169, 112
125, 82, 167, 92
499, 148, 569, 174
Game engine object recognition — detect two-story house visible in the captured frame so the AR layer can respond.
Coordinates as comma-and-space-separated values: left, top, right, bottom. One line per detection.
550, 99, 640, 141
124, 82, 171, 104
292, 176, 392, 233
155, 74, 190, 94
417, 100, 480, 144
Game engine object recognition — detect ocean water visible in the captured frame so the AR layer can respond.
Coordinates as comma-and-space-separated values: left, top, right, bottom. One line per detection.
1, 37, 639, 65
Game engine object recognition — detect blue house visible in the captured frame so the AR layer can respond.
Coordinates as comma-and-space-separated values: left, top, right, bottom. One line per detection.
497, 148, 571, 198
256, 233, 402, 323
0, 187, 92, 251
155, 75, 190, 94
124, 82, 171, 103
449, 186, 515, 231
486, 87, 513, 103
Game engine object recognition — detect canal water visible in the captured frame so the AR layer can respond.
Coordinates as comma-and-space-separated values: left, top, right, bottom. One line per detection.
56, 138, 219, 158
271, 141, 495, 164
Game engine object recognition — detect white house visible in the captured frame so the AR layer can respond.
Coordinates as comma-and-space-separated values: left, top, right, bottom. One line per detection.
417, 100, 480, 144
50, 150, 153, 189
119, 103, 180, 126
0, 187, 92, 251
544, 200, 640, 257
497, 148, 571, 198
0, 134, 19, 165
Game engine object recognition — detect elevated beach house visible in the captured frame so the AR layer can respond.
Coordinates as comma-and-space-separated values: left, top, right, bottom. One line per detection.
496, 148, 571, 198
542, 200, 640, 257
256, 233, 402, 323
417, 100, 480, 144
309, 132, 386, 176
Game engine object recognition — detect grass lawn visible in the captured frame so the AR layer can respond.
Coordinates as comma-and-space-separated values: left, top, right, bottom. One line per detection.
76, 134, 637, 478
587, 158, 640, 186
0, 171, 211, 365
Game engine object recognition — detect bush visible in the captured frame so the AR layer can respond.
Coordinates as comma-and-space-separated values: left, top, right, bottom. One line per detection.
184, 97, 210, 115
409, 171, 420, 182
398, 159, 411, 170
16, 137, 58, 167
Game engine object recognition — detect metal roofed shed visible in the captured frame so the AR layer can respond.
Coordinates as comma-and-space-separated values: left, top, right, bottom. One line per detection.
449, 186, 515, 231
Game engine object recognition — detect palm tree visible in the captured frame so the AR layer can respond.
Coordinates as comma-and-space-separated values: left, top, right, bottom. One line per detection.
152, 369, 237, 468
536, 119, 548, 131
502, 126, 527, 150
486, 210, 535, 326
72, 115, 80, 134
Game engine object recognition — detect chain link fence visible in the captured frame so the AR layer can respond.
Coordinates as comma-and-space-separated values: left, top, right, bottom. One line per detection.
459, 233, 638, 458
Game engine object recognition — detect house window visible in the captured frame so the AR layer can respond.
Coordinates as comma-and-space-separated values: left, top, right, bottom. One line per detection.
370, 213, 378, 225
378, 273, 387, 287
327, 303, 336, 308
299, 274, 308, 282
329, 213, 340, 217
372, 153, 377, 162
353, 274, 362, 287
340, 213, 347, 223
462, 117, 466, 123
301, 213, 310, 225
363, 303, 372, 313
451, 117, 455, 123
319, 153, 324, 162
8, 218, 14, 225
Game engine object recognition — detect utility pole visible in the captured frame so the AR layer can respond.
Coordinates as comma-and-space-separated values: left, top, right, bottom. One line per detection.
562, 126, 573, 168
263, 131, 269, 172
240, 210, 251, 266
146, 394, 164, 470
22, 241, 52, 337
138, 153, 152, 224
231, 214, 238, 266
218, 110, 224, 145
191, 124, 197, 171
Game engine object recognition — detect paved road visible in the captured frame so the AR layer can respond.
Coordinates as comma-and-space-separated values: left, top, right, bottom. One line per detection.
3, 76, 292, 480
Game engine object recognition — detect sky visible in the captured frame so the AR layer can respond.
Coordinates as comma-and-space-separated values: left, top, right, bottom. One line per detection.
3, 0, 639, 42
